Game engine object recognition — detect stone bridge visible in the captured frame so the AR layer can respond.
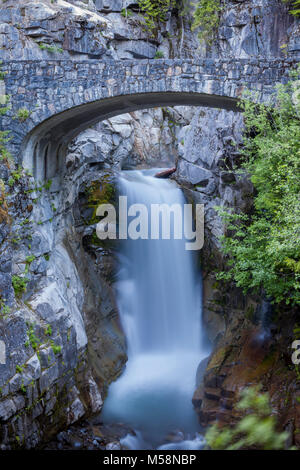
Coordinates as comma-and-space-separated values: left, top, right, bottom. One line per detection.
0, 58, 296, 182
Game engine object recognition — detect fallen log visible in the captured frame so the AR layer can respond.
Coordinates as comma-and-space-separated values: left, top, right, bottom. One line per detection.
154, 167, 176, 179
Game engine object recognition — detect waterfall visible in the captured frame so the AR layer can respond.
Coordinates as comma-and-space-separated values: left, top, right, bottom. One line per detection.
101, 169, 208, 449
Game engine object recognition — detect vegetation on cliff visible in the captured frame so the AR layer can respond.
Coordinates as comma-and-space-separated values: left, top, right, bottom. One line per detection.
284, 0, 300, 17
216, 69, 300, 306
137, 0, 222, 41
205, 386, 290, 450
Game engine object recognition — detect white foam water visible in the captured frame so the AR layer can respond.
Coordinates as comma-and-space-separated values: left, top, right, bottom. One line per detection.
101, 169, 208, 448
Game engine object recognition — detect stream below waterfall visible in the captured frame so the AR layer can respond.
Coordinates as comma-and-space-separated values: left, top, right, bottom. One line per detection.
101, 169, 209, 450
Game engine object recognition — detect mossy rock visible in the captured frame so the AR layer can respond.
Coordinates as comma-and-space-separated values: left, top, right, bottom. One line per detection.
207, 346, 231, 370
83, 174, 117, 226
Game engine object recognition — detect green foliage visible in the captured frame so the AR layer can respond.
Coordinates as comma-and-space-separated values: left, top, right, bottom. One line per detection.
0, 297, 10, 317
0, 65, 12, 164
121, 8, 133, 18
12, 275, 29, 298
283, 0, 300, 17
24, 254, 35, 274
138, 0, 176, 35
25, 324, 40, 351
50, 341, 61, 355
205, 386, 290, 450
44, 179, 52, 191
45, 325, 52, 336
15, 108, 30, 122
7, 166, 22, 187
154, 50, 165, 58
38, 43, 63, 54
192, 0, 222, 44
0, 130, 12, 163
11, 166, 22, 181
216, 68, 300, 306
25, 255, 35, 264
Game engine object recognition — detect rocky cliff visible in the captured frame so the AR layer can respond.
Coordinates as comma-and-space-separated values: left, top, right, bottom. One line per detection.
0, 0, 299, 449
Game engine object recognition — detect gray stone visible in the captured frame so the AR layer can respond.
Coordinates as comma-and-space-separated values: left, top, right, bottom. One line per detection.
106, 442, 121, 450
67, 397, 85, 425
26, 354, 41, 380
0, 399, 16, 422
95, 0, 123, 12
115, 40, 157, 59
177, 160, 213, 186
39, 363, 59, 393
0, 272, 14, 306
0, 0, 297, 452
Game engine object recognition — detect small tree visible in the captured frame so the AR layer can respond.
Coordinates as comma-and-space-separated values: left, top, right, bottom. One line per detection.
205, 386, 290, 450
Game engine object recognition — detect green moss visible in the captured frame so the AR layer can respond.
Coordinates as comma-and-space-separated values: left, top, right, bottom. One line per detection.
45, 325, 52, 336
84, 175, 116, 226
207, 346, 230, 370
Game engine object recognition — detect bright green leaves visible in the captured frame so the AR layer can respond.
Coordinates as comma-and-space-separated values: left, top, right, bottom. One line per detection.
138, 0, 176, 36
205, 386, 290, 450
216, 68, 300, 306
192, 0, 222, 44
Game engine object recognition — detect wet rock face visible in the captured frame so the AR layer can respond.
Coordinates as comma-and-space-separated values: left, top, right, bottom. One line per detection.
0, 0, 198, 61
176, 105, 300, 444
192, 303, 300, 446
210, 0, 299, 60
178, 107, 248, 261
0, 98, 193, 448
69, 107, 192, 170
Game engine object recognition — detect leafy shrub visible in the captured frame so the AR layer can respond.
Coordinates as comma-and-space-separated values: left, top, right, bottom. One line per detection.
15, 108, 30, 122
121, 8, 133, 18
154, 50, 165, 58
283, 0, 300, 17
38, 43, 63, 54
216, 68, 300, 306
205, 386, 290, 450
192, 0, 222, 44
138, 0, 176, 35
12, 275, 29, 298
25, 324, 40, 351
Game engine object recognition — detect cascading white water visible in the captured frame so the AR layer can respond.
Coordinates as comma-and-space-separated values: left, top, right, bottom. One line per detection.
101, 169, 208, 449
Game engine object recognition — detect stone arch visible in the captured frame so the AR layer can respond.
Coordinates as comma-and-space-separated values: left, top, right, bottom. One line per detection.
22, 91, 240, 182
0, 58, 292, 182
